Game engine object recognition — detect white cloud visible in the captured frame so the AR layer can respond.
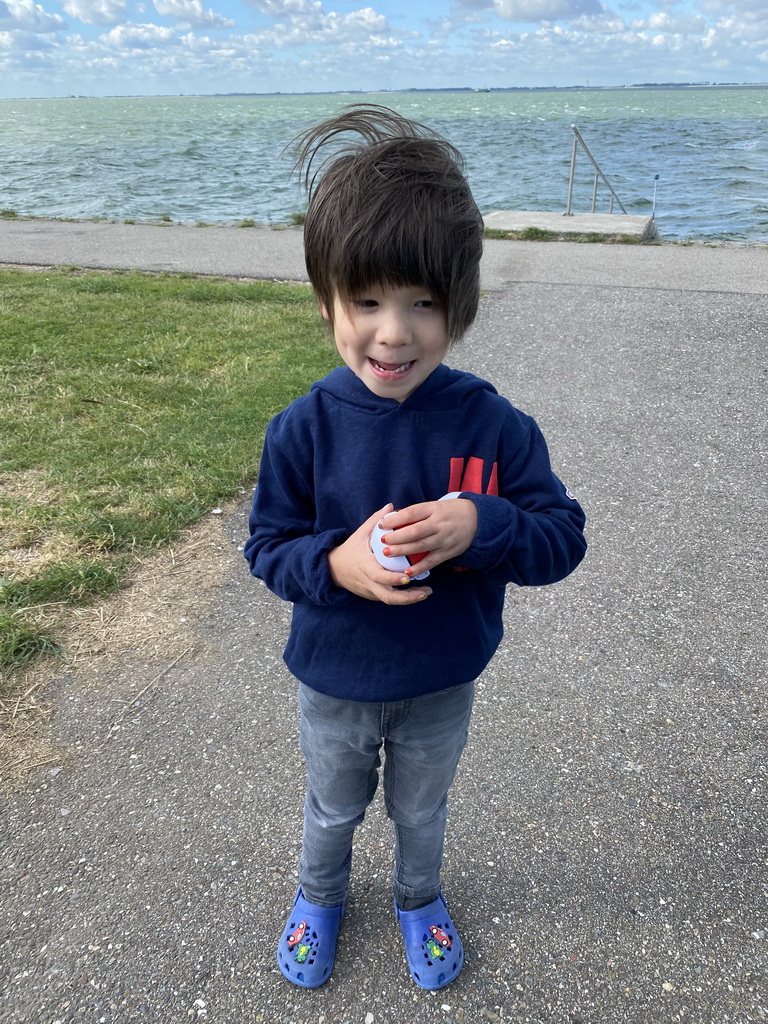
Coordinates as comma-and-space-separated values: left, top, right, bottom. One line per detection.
719, 13, 768, 43
248, 0, 317, 14
61, 0, 126, 25
570, 7, 627, 32
700, 0, 766, 14
369, 33, 398, 48
0, 25, 51, 42
491, 0, 603, 21
701, 0, 768, 51
246, 0, 389, 39
153, 0, 234, 28
0, 0, 66, 31
100, 19, 176, 44
247, 0, 325, 28
628, 10, 707, 33
228, 2, 397, 65
0, 33, 55, 67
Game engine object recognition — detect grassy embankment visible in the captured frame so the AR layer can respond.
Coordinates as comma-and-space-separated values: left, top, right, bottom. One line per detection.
0, 267, 340, 689
484, 226, 652, 244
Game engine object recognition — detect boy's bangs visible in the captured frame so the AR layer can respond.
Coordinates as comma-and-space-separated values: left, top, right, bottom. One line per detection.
333, 216, 451, 305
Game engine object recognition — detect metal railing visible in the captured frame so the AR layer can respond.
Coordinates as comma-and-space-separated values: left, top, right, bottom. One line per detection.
565, 124, 627, 216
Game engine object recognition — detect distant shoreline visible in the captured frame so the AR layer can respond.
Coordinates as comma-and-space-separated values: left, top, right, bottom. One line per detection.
4, 83, 768, 102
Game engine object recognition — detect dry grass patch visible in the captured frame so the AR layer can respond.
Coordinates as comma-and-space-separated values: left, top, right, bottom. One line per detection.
1, 468, 68, 577
0, 499, 241, 785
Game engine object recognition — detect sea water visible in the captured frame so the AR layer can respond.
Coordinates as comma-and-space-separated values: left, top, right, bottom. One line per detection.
1, 88, 767, 243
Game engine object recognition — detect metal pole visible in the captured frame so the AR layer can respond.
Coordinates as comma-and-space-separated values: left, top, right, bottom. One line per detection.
569, 124, 628, 215
565, 136, 577, 215
652, 174, 659, 219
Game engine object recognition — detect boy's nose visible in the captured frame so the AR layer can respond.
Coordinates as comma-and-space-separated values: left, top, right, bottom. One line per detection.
377, 311, 411, 346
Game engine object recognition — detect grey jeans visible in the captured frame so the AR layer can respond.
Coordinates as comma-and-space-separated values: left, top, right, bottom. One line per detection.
297, 680, 475, 910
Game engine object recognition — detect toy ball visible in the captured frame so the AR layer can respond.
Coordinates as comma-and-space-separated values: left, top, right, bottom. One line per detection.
370, 493, 461, 581
370, 521, 429, 580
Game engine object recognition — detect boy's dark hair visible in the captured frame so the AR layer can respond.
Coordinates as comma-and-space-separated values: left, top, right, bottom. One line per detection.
291, 105, 483, 345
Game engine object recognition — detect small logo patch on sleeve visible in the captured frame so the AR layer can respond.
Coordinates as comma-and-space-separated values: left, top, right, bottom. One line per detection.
565, 486, 577, 500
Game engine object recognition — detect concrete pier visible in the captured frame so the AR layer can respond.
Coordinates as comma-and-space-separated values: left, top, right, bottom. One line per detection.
484, 208, 660, 241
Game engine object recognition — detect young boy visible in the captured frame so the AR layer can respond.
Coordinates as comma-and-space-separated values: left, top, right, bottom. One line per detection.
244, 106, 587, 991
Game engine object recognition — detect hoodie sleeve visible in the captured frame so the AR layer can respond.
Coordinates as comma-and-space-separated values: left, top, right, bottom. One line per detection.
456, 411, 586, 587
243, 412, 356, 606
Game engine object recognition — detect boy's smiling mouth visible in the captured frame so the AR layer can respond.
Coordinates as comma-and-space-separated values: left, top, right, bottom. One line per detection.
370, 358, 415, 375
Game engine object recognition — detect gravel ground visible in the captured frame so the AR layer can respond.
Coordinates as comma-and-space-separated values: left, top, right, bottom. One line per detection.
1, 227, 766, 1024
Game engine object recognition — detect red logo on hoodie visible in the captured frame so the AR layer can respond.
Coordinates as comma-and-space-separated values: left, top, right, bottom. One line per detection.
447, 457, 498, 496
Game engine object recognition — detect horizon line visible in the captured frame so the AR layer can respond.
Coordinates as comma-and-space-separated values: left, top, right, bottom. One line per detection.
4, 81, 768, 101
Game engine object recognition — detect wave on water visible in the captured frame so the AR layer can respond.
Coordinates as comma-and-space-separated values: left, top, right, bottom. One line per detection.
723, 139, 761, 150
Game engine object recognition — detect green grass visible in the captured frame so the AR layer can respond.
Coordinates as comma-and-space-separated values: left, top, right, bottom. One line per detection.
0, 611, 65, 675
0, 267, 340, 685
519, 226, 557, 241
483, 226, 652, 244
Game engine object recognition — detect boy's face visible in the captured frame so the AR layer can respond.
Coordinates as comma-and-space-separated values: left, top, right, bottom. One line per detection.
323, 283, 450, 403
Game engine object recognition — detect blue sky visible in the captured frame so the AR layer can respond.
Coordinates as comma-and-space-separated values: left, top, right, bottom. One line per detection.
1, 0, 766, 98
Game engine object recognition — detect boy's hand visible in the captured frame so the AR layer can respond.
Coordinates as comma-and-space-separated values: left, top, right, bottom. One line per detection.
328, 505, 434, 605
377, 498, 478, 576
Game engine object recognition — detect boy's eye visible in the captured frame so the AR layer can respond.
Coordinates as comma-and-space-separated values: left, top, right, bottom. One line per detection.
354, 299, 379, 309
415, 299, 433, 308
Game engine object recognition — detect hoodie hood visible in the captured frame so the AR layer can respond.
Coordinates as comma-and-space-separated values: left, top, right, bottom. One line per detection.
311, 363, 497, 414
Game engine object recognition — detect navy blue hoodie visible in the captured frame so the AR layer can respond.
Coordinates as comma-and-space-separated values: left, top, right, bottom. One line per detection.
244, 363, 586, 702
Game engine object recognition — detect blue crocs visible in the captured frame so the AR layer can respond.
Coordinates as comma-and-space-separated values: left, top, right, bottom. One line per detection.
276, 887, 344, 988
394, 893, 464, 990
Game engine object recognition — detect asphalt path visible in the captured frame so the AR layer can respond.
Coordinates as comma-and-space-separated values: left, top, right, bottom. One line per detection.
1, 223, 767, 1024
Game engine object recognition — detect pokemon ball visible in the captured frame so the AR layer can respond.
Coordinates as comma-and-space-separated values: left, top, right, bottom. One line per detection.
371, 521, 430, 580
370, 494, 460, 582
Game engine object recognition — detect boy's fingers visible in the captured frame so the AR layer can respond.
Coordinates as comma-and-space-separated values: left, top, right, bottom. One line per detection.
379, 502, 433, 530
380, 535, 426, 556
369, 565, 432, 603
380, 517, 437, 549
381, 526, 434, 551
365, 503, 395, 534
376, 584, 432, 605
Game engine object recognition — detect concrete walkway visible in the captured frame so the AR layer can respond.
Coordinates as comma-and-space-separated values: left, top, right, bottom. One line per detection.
2, 216, 768, 292
1, 223, 766, 1024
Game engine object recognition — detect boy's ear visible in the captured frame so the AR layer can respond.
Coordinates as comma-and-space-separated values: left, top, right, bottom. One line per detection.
320, 302, 330, 321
